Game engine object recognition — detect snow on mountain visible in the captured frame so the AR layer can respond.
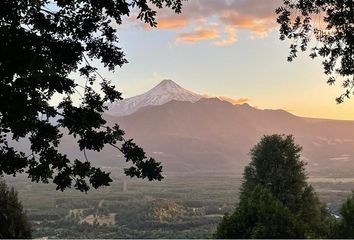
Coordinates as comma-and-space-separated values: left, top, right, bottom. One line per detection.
106, 80, 203, 116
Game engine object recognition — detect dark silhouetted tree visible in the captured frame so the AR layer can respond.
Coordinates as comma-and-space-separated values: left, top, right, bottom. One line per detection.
276, 0, 354, 103
0, 0, 184, 191
215, 135, 331, 239
214, 185, 306, 239
0, 180, 31, 238
334, 193, 354, 238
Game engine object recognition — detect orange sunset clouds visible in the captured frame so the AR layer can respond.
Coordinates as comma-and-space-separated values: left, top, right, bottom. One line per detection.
153, 0, 281, 45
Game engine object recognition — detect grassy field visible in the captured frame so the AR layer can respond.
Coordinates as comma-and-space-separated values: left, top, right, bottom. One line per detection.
4, 172, 354, 238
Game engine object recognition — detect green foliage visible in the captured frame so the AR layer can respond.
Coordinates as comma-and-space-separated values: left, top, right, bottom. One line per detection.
215, 134, 331, 239
276, 0, 354, 103
0, 180, 31, 238
214, 185, 305, 239
334, 193, 354, 238
242, 135, 306, 211
0, 0, 184, 191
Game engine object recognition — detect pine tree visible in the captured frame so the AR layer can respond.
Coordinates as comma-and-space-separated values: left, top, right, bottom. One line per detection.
0, 180, 31, 238
214, 185, 306, 239
334, 193, 354, 238
215, 135, 331, 238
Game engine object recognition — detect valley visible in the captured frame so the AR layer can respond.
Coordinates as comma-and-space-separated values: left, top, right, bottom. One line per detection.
4, 80, 354, 238
5, 172, 354, 238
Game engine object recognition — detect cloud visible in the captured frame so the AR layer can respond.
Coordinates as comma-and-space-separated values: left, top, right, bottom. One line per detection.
157, 18, 189, 29
176, 28, 220, 43
152, 0, 282, 45
218, 96, 250, 105
202, 94, 251, 105
213, 26, 238, 46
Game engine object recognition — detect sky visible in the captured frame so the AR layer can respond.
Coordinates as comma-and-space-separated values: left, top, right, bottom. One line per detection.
96, 0, 354, 121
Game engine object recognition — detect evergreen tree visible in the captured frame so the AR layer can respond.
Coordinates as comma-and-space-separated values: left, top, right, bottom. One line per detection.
214, 185, 305, 239
241, 135, 306, 211
334, 193, 354, 238
215, 134, 331, 239
0, 180, 31, 238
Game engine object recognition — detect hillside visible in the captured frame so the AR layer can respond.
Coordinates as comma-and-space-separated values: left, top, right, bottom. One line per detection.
54, 80, 354, 177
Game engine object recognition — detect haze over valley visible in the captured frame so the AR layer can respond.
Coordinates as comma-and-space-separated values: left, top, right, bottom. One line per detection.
66, 79, 354, 177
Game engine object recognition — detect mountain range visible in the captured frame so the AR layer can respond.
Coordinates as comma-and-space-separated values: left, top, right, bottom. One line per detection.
65, 80, 354, 177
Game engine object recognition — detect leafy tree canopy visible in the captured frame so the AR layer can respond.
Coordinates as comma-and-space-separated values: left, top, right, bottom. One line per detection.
0, 0, 184, 192
0, 180, 32, 238
277, 0, 354, 103
215, 135, 331, 239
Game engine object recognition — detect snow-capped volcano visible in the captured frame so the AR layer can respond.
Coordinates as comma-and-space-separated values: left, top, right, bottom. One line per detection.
107, 80, 203, 116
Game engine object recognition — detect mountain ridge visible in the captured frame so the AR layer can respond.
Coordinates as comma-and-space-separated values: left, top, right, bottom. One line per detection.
57, 79, 354, 177
103, 96, 354, 176
107, 79, 203, 116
